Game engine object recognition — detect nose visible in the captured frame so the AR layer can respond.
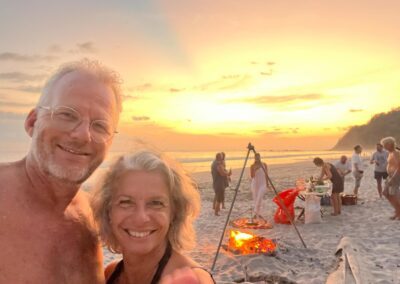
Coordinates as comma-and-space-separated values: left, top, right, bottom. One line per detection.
132, 205, 151, 223
69, 120, 92, 143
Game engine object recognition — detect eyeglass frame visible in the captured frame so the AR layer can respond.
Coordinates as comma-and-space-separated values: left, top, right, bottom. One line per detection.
38, 105, 118, 143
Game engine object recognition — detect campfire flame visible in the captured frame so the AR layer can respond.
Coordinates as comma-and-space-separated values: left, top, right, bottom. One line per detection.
228, 230, 277, 255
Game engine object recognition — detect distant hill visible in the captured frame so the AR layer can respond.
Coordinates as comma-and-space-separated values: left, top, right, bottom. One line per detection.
332, 107, 400, 150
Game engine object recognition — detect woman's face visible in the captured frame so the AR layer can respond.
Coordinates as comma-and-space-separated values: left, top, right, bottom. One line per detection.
109, 170, 172, 256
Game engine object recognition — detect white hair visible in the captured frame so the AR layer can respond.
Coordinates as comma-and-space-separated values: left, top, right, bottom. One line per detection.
37, 58, 123, 114
381, 136, 396, 147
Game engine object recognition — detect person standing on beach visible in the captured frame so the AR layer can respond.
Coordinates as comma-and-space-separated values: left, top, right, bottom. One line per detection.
220, 152, 231, 208
313, 157, 344, 216
381, 137, 400, 220
351, 145, 364, 196
211, 153, 220, 211
211, 152, 231, 216
335, 155, 352, 179
250, 153, 269, 220
370, 143, 389, 198
334, 155, 351, 192
0, 59, 122, 284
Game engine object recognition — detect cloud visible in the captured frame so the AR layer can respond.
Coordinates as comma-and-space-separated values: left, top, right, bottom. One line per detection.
0, 52, 56, 62
68, 42, 97, 54
221, 74, 242, 80
0, 72, 47, 82
48, 44, 63, 53
122, 94, 140, 100
253, 127, 300, 135
194, 74, 252, 92
132, 116, 151, 121
349, 109, 364, 113
253, 129, 283, 135
260, 71, 272, 76
337, 126, 352, 131
76, 41, 97, 53
129, 83, 153, 92
231, 94, 323, 105
0, 99, 34, 108
2, 85, 43, 93
169, 88, 185, 93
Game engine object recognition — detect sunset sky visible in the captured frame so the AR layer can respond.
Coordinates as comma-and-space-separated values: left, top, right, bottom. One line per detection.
1, 0, 400, 151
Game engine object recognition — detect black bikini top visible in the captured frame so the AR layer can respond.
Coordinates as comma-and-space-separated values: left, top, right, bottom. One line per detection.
106, 242, 172, 284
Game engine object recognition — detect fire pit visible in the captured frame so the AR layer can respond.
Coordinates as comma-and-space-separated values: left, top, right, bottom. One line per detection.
226, 230, 277, 255
230, 217, 273, 230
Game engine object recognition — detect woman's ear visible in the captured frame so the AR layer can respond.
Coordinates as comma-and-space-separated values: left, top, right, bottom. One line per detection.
24, 109, 38, 137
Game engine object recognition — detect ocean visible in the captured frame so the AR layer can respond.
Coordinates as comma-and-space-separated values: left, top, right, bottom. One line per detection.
0, 149, 357, 172
1, 148, 361, 189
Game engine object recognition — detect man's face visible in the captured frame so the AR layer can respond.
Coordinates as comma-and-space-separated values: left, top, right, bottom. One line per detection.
355, 147, 362, 154
377, 144, 383, 152
29, 71, 118, 184
340, 156, 347, 164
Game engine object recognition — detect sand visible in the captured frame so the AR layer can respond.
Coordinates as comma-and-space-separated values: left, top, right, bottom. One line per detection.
103, 159, 400, 284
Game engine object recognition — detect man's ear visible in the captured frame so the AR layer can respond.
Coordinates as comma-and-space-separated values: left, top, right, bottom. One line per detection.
24, 109, 38, 137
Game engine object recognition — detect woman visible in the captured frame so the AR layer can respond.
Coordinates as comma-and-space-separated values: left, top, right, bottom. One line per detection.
91, 149, 215, 284
313, 157, 344, 216
250, 153, 269, 220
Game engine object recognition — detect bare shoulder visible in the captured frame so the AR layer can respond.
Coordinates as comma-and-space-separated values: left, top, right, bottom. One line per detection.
168, 251, 214, 283
0, 160, 26, 199
0, 160, 23, 181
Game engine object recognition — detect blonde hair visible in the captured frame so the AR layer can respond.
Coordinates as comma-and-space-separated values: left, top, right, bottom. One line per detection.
91, 149, 201, 253
37, 58, 123, 115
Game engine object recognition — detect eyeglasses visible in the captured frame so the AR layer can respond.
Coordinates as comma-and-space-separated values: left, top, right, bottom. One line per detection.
39, 106, 118, 143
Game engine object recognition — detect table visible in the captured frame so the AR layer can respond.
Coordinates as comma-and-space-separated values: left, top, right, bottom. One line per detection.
297, 188, 330, 220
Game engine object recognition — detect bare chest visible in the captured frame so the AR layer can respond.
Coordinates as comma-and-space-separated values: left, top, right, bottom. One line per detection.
0, 200, 102, 283
387, 155, 400, 175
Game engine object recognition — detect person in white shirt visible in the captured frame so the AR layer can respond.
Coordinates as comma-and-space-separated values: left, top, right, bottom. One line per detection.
352, 145, 364, 196
370, 143, 389, 198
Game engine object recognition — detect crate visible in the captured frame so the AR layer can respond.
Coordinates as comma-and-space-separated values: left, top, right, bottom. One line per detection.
341, 194, 357, 205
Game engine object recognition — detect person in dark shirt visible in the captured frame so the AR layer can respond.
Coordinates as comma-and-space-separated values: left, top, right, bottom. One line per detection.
314, 157, 344, 216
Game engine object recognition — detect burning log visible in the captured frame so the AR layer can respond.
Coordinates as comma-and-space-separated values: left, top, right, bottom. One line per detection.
227, 230, 277, 255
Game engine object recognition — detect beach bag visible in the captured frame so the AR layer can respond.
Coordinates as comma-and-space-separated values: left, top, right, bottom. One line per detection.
305, 195, 322, 224
273, 188, 299, 224
320, 195, 331, 206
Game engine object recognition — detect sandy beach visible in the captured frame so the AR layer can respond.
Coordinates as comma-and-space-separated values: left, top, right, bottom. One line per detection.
103, 159, 400, 283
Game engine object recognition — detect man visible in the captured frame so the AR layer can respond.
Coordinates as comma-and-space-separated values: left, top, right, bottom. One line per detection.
370, 143, 389, 198
381, 137, 400, 220
211, 152, 220, 210
335, 155, 352, 179
0, 59, 122, 283
211, 152, 231, 216
351, 145, 364, 196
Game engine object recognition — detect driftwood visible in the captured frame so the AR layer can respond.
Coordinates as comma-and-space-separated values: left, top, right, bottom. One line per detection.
326, 237, 373, 284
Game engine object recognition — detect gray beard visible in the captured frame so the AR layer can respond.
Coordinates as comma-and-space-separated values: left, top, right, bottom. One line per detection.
31, 138, 93, 185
